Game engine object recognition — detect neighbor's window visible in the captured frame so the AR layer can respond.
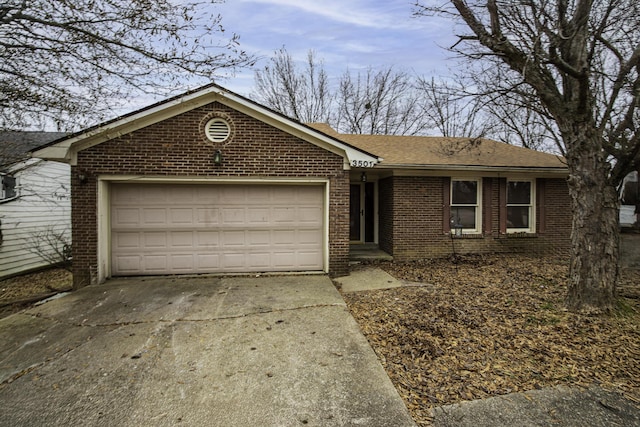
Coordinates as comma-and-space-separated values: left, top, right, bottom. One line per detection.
451, 179, 481, 233
507, 180, 534, 232
1, 174, 16, 201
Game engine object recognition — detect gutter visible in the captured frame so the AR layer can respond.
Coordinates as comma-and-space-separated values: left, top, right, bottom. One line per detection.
375, 163, 568, 175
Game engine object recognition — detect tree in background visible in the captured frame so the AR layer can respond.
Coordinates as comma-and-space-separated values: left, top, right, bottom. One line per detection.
424, 65, 565, 152
1, 0, 254, 130
253, 48, 333, 123
414, 76, 490, 138
253, 47, 430, 135
336, 66, 430, 135
253, 47, 561, 143
415, 0, 640, 312
484, 93, 564, 153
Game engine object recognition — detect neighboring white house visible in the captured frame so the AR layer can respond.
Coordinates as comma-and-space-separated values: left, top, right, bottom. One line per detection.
1, 132, 70, 279
621, 170, 639, 228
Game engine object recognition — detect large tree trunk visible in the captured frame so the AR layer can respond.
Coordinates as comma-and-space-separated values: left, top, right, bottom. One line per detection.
565, 129, 620, 313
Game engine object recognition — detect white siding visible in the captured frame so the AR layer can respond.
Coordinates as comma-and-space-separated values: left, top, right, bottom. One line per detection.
621, 205, 637, 226
0, 159, 71, 278
620, 171, 638, 226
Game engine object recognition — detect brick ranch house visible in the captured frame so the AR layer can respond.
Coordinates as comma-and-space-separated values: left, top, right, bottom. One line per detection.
33, 84, 570, 288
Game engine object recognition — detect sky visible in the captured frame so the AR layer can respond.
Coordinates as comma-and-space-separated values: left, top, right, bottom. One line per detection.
211, 0, 459, 97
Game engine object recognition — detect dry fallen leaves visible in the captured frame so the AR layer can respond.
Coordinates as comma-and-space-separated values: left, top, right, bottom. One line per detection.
0, 268, 72, 303
342, 255, 640, 426
0, 268, 72, 318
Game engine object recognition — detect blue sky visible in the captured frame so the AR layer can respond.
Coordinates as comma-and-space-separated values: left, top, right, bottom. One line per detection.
213, 0, 459, 96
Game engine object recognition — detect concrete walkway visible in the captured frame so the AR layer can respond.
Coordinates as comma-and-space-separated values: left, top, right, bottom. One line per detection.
432, 385, 640, 427
0, 275, 416, 427
334, 267, 403, 293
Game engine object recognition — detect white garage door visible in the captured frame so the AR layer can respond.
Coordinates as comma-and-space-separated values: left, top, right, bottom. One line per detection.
110, 183, 324, 275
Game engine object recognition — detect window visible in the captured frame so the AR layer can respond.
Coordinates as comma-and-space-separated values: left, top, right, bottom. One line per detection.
451, 179, 481, 233
1, 174, 16, 201
507, 180, 534, 232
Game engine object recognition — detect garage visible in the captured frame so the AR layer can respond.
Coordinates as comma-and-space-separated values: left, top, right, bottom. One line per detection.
34, 84, 382, 287
110, 183, 325, 275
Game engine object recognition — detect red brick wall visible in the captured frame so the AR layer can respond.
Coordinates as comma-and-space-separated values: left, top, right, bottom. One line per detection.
536, 178, 572, 254
70, 175, 98, 288
71, 102, 349, 288
379, 176, 571, 261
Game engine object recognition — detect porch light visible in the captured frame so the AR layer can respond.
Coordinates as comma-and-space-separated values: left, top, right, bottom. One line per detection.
361, 172, 367, 182
213, 149, 223, 166
77, 170, 88, 184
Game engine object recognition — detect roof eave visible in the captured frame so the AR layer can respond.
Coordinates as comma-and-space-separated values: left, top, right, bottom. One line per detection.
30, 145, 73, 163
376, 163, 568, 175
33, 86, 230, 165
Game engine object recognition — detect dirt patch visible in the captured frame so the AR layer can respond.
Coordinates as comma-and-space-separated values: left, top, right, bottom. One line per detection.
0, 268, 72, 318
343, 255, 640, 426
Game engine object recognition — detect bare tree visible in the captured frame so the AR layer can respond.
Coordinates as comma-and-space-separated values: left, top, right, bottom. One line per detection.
415, 66, 563, 151
477, 69, 564, 152
485, 99, 563, 153
416, 0, 640, 312
254, 49, 430, 136
336, 66, 430, 135
1, 0, 254, 131
253, 48, 334, 123
415, 76, 491, 137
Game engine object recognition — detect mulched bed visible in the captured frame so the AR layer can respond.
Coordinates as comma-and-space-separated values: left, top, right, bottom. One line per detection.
342, 254, 640, 426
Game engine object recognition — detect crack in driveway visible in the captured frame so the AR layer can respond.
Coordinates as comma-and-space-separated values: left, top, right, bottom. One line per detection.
21, 302, 346, 328
1, 302, 347, 386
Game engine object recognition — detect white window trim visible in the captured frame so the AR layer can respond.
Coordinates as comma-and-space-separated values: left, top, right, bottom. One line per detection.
506, 178, 536, 234
450, 178, 482, 234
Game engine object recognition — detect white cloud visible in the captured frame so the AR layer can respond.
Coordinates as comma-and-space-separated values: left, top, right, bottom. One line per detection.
237, 0, 426, 30
212, 0, 458, 91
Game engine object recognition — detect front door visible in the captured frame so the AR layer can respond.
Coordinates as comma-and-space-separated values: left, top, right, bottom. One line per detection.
349, 183, 375, 242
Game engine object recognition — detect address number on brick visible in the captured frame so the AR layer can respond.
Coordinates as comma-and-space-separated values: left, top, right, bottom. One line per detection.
351, 160, 376, 168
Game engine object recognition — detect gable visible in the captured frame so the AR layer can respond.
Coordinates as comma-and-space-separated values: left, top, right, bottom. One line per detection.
78, 102, 347, 177
33, 84, 379, 170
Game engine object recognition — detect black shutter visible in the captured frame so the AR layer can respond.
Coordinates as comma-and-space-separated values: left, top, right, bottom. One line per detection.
442, 177, 451, 234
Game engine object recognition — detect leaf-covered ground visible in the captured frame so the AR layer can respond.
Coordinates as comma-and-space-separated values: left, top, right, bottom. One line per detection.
0, 268, 72, 318
2, 258, 639, 425
342, 255, 640, 426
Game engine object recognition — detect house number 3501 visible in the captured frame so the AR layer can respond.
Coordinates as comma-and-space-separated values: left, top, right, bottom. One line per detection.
351, 160, 375, 168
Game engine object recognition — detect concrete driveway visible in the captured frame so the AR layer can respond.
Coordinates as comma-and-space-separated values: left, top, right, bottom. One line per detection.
0, 275, 415, 427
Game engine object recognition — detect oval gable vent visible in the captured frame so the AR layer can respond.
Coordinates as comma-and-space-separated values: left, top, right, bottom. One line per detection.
204, 118, 231, 143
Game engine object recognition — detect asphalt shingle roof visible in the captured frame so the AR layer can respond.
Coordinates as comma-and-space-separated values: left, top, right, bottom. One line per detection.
307, 123, 566, 170
0, 131, 67, 168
